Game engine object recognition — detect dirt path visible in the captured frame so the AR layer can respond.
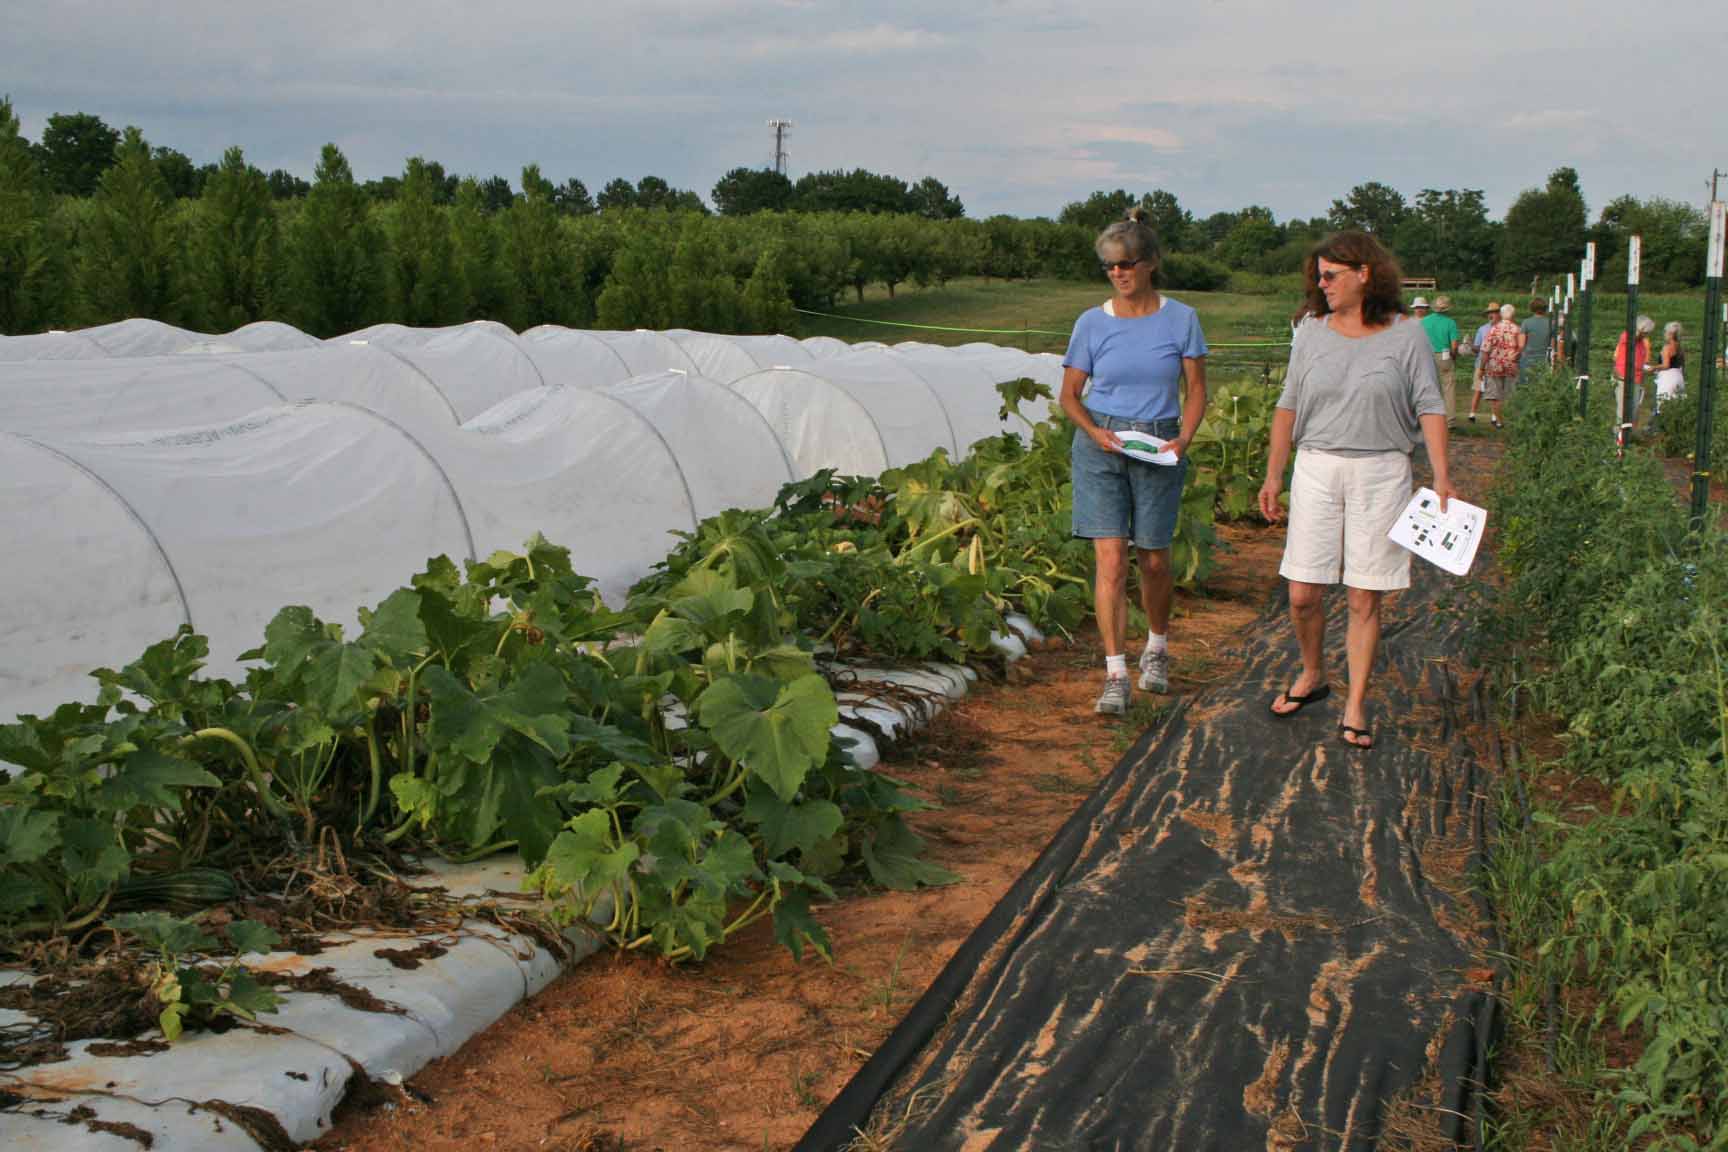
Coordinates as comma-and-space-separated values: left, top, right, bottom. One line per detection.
310, 520, 1286, 1152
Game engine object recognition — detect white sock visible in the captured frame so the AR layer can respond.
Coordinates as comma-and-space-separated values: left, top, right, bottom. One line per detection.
1144, 633, 1168, 655
1105, 654, 1128, 679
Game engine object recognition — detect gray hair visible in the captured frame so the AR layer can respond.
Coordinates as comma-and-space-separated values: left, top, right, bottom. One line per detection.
1636, 314, 1655, 336
1094, 209, 1164, 281
1499, 303, 1515, 320
1664, 320, 1684, 341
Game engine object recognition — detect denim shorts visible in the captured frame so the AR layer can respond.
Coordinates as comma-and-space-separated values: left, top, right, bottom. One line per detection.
1070, 412, 1189, 551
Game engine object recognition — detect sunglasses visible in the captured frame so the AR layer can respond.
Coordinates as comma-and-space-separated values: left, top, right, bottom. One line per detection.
1100, 259, 1142, 273
1316, 267, 1363, 284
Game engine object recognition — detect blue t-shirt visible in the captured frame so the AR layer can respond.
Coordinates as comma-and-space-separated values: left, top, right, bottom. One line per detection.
1062, 298, 1208, 421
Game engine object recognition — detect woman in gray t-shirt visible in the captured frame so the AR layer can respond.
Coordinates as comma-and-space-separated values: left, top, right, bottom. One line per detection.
1257, 231, 1456, 749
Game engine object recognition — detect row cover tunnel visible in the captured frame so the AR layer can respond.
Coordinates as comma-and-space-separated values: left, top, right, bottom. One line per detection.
0, 319, 1061, 724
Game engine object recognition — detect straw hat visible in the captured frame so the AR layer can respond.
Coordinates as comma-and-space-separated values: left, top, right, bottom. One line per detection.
1484, 301, 1501, 314
1411, 296, 1430, 309
1433, 295, 1452, 312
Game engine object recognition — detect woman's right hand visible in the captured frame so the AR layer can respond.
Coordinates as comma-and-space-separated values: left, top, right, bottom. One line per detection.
1258, 476, 1283, 523
1088, 426, 1123, 454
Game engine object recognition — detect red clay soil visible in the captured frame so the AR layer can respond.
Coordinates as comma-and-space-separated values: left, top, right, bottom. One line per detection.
311, 521, 1288, 1152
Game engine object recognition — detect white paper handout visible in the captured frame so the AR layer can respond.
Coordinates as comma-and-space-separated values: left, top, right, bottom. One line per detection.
1388, 487, 1486, 577
1115, 430, 1180, 466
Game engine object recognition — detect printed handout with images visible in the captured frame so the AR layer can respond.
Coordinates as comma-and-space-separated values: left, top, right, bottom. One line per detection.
1388, 487, 1487, 577
1115, 430, 1180, 466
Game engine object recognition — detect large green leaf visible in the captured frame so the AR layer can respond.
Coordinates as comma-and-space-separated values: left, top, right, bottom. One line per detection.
0, 807, 60, 865
302, 641, 385, 714
61, 817, 131, 904
423, 664, 571, 763
358, 587, 430, 664
860, 816, 958, 891
97, 749, 221, 812
772, 889, 832, 963
225, 920, 282, 956
96, 628, 208, 707
743, 790, 844, 858
536, 809, 639, 898
470, 733, 564, 865
697, 673, 836, 802
259, 605, 327, 671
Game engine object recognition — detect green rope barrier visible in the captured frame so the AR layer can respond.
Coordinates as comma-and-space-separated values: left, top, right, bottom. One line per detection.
791, 307, 1291, 349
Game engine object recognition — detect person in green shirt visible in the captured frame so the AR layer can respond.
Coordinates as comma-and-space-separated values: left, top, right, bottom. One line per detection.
1415, 296, 1461, 425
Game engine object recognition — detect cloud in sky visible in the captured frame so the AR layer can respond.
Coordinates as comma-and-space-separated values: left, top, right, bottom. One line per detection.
4, 0, 1721, 222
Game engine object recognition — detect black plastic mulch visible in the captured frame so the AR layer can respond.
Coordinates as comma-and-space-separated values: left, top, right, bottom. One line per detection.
797, 563, 1500, 1151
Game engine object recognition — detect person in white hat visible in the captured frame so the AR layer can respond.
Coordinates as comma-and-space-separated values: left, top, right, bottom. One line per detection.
1415, 296, 1460, 425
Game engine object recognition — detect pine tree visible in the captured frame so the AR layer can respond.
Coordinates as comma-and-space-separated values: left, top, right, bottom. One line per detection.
740, 246, 795, 334
385, 157, 465, 326
0, 97, 50, 332
77, 127, 177, 324
284, 144, 380, 336
452, 178, 507, 320
666, 216, 739, 330
191, 146, 279, 330
501, 165, 587, 328
595, 215, 673, 329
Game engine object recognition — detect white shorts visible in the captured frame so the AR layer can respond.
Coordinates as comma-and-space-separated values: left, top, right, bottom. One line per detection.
1280, 448, 1413, 591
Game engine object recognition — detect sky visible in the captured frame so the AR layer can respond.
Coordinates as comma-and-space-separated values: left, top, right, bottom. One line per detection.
4, 0, 1724, 223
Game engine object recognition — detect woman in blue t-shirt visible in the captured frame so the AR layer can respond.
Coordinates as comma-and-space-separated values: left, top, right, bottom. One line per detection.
1059, 209, 1209, 716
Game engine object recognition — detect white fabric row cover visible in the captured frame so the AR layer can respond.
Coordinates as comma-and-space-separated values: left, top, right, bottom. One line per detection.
0, 318, 318, 361
0, 324, 1064, 723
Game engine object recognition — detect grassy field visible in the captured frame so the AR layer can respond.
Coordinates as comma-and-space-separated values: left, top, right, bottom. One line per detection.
792, 276, 1723, 382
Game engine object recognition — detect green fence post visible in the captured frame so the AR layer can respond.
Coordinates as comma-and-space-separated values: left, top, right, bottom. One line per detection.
1620, 235, 1642, 453
1694, 202, 1725, 530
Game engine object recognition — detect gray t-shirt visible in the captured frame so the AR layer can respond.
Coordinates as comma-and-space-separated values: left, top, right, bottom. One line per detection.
1519, 315, 1552, 365
1277, 315, 1446, 455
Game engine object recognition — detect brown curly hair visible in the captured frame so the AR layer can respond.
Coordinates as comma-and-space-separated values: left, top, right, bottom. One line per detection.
1301, 230, 1406, 327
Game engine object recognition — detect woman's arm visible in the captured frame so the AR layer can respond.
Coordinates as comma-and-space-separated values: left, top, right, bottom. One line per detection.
1258, 407, 1297, 522
1171, 356, 1208, 459
1060, 366, 1121, 453
1419, 413, 1456, 512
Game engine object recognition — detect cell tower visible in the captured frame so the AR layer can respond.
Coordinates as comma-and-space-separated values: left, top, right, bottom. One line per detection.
767, 119, 792, 176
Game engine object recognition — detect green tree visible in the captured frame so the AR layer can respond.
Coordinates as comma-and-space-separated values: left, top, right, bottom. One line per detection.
666, 215, 739, 329
77, 127, 177, 323
1140, 190, 1191, 251
266, 169, 311, 199
792, 169, 912, 215
190, 146, 279, 330
384, 157, 465, 326
1497, 166, 1588, 284
39, 111, 119, 196
552, 178, 594, 216
477, 176, 515, 213
501, 165, 588, 327
595, 215, 674, 327
0, 96, 51, 332
908, 176, 964, 220
1590, 196, 1707, 291
739, 245, 795, 333
874, 215, 930, 298
153, 147, 201, 199
1327, 181, 1408, 236
360, 175, 401, 202
1393, 188, 1498, 286
283, 143, 381, 336
712, 167, 794, 216
1058, 189, 1137, 234
1218, 208, 1282, 269
597, 178, 638, 210
451, 178, 507, 319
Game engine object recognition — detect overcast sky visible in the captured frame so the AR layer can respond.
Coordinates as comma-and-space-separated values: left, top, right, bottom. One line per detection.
5, 0, 1723, 222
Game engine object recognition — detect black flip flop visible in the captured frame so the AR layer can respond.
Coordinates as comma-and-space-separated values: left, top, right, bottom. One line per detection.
1268, 683, 1331, 718
1339, 724, 1375, 750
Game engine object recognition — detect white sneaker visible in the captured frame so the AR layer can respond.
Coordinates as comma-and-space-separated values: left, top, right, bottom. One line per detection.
1138, 647, 1170, 693
1095, 675, 1131, 715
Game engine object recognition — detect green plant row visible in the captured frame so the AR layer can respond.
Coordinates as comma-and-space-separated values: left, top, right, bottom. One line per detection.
1487, 369, 1728, 1149
0, 385, 1242, 1016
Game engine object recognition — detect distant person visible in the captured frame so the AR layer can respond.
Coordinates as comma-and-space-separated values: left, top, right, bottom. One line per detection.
1258, 231, 1453, 750
1519, 298, 1552, 385
1466, 301, 1500, 423
1478, 303, 1524, 429
1613, 314, 1655, 424
1415, 296, 1461, 425
1655, 320, 1686, 412
1061, 208, 1209, 716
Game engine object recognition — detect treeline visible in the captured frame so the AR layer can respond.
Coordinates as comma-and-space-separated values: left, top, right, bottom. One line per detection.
1059, 169, 1714, 291
0, 105, 1239, 336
